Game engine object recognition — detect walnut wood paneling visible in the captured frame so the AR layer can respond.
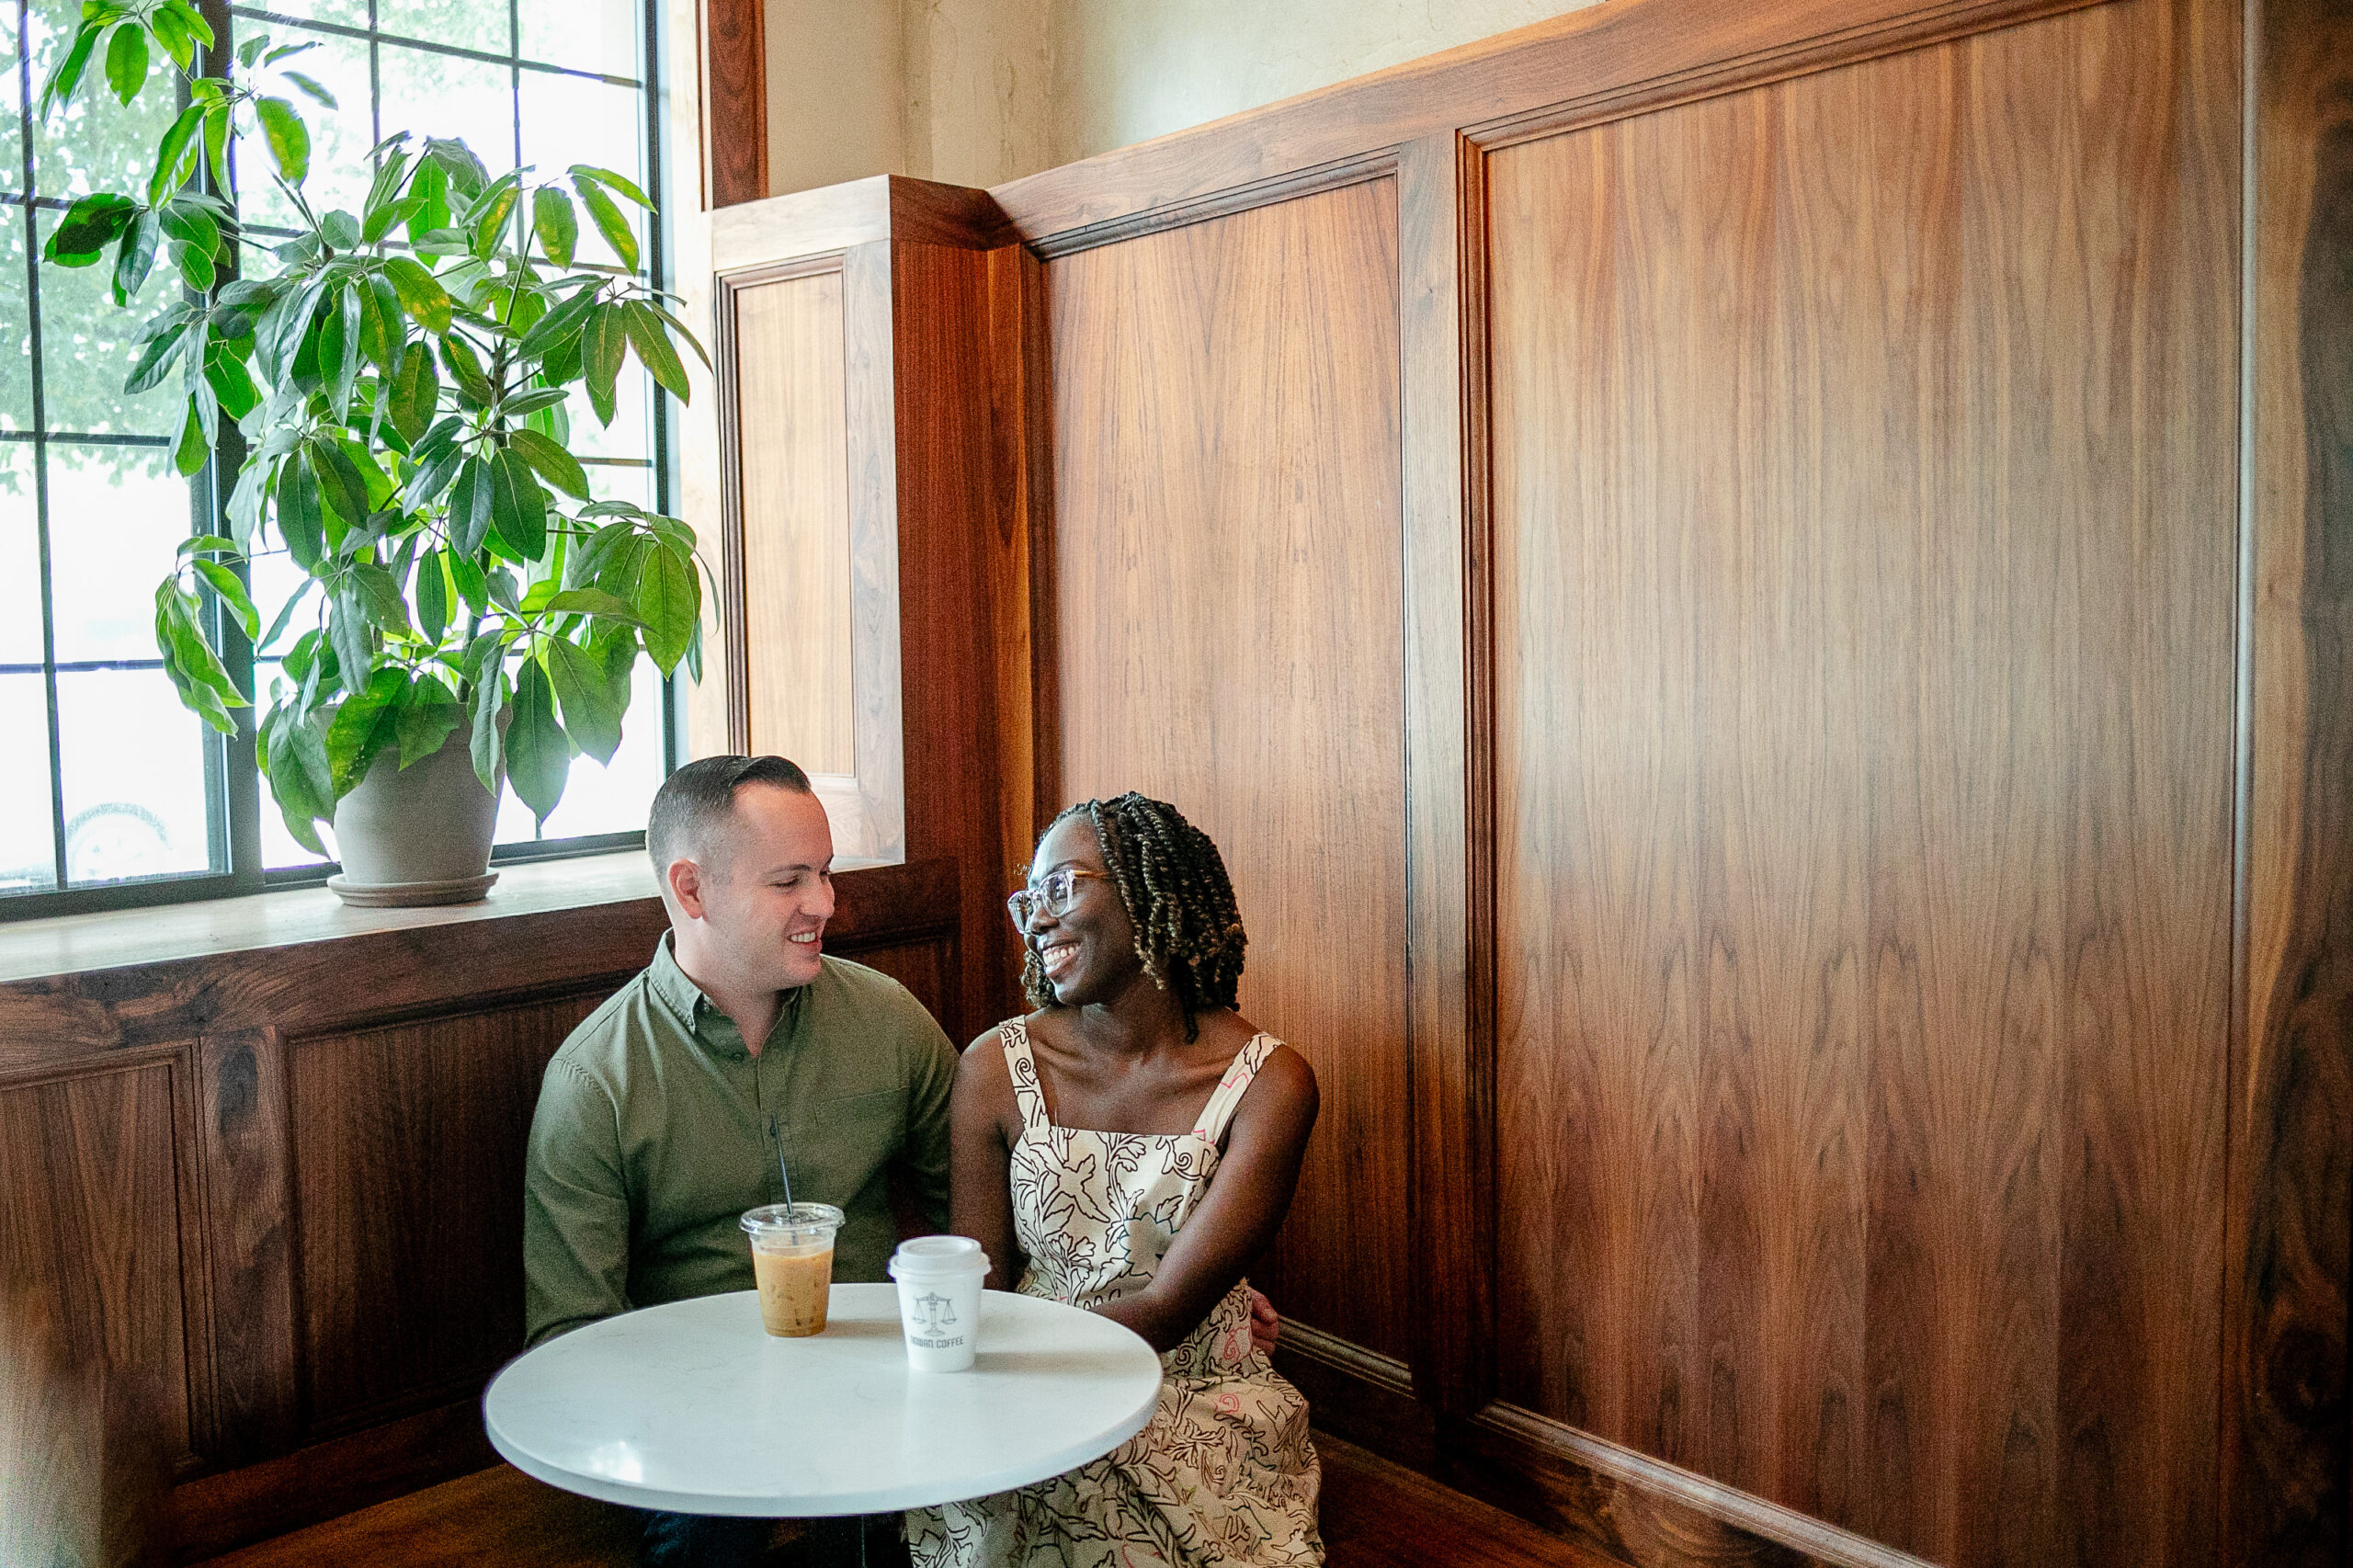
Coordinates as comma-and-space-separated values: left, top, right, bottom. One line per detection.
732, 267, 857, 775
1045, 179, 1410, 1360
0, 1054, 201, 1471
2228, 0, 2353, 1560
198, 1031, 298, 1465
699, 0, 766, 209
1485, 5, 2237, 1564
287, 995, 608, 1436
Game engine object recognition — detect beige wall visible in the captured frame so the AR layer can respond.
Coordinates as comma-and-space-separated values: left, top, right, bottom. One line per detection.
761, 0, 1599, 194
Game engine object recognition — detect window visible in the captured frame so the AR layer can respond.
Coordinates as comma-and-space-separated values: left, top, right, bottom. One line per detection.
1, 0, 673, 915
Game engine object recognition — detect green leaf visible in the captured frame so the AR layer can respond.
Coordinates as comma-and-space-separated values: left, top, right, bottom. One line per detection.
172, 393, 208, 476
506, 429, 590, 503
571, 175, 638, 273
395, 696, 465, 770
125, 315, 198, 395
546, 637, 621, 764
262, 710, 332, 853
531, 187, 578, 269
386, 348, 438, 446
439, 332, 495, 408
581, 304, 626, 426
637, 539, 698, 673
348, 562, 414, 635
634, 298, 713, 371
149, 3, 194, 70
424, 137, 489, 200
39, 22, 105, 119
499, 386, 571, 418
169, 0, 216, 51
621, 301, 690, 403
405, 156, 450, 241
202, 101, 232, 190
325, 665, 408, 791
320, 208, 361, 250
193, 559, 261, 641
277, 460, 329, 574
308, 438, 372, 531
449, 551, 489, 618
283, 70, 337, 109
45, 192, 136, 263
416, 548, 450, 643
569, 165, 653, 208
255, 97, 312, 187
470, 177, 521, 258
486, 447, 547, 562
446, 455, 494, 558
110, 208, 162, 305
468, 661, 506, 792
148, 104, 206, 204
380, 256, 454, 335
325, 589, 377, 700
541, 586, 639, 620
257, 577, 313, 654
104, 22, 148, 105
506, 657, 570, 823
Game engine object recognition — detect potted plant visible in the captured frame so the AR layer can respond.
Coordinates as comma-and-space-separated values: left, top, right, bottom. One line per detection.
38, 0, 708, 904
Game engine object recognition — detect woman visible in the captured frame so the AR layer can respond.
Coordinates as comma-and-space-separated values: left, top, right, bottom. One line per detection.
908, 793, 1324, 1568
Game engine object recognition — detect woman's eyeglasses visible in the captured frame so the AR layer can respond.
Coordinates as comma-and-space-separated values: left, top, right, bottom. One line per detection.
1006, 868, 1108, 924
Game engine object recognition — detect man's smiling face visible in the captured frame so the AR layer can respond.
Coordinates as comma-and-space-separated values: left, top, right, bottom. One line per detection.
696, 783, 836, 992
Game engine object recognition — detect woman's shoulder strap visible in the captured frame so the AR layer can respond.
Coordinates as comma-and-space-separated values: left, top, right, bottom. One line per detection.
999, 1018, 1051, 1133
1190, 1033, 1279, 1145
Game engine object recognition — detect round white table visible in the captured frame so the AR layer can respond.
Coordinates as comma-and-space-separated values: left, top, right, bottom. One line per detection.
483, 1283, 1164, 1516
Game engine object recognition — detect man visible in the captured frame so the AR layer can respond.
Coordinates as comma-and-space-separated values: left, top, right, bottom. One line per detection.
524, 754, 956, 1567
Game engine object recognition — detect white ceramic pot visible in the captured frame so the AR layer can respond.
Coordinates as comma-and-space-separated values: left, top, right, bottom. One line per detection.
326, 723, 501, 906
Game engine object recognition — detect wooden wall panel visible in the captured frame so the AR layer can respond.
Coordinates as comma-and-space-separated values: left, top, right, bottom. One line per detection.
734, 269, 857, 777
1045, 179, 1410, 1360
1484, 4, 2238, 1564
0, 1057, 199, 1470
286, 995, 606, 1436
2229, 0, 2353, 1559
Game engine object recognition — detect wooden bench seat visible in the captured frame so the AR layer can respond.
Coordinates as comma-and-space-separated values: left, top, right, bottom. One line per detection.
190, 1433, 1608, 1567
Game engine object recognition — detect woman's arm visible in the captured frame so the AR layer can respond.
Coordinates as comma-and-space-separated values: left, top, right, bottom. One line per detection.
1094, 1045, 1320, 1352
948, 1032, 1026, 1291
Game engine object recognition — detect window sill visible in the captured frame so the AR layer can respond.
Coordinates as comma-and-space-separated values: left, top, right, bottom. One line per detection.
0, 850, 667, 986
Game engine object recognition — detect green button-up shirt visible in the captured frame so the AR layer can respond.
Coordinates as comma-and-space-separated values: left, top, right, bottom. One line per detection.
522, 937, 959, 1346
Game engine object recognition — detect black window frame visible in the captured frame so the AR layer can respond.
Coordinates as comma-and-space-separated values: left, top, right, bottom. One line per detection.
1, 0, 677, 921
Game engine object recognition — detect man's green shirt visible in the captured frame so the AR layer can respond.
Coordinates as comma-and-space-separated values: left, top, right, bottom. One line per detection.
523, 937, 959, 1345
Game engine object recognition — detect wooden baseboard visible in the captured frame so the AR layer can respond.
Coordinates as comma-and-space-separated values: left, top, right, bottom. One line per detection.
1277, 1324, 1923, 1568
169, 1398, 497, 1563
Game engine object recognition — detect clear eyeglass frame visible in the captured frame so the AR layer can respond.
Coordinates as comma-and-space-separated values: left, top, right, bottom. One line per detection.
1006, 867, 1108, 925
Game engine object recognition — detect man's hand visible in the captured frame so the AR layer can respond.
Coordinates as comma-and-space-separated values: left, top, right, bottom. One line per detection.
1248, 1288, 1279, 1355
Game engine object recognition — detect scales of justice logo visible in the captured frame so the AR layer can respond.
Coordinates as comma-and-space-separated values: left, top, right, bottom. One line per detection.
910, 1291, 961, 1336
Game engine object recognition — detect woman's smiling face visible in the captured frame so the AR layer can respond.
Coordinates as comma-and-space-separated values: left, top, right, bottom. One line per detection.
1023, 813, 1139, 1006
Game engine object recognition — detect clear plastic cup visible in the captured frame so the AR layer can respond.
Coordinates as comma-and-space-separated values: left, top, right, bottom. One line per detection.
741, 1202, 844, 1337
888, 1235, 990, 1371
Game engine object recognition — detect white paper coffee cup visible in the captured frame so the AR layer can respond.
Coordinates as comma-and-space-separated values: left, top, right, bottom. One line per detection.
888, 1236, 990, 1372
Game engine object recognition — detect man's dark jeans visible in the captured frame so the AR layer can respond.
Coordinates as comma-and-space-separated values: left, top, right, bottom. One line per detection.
638, 1509, 909, 1568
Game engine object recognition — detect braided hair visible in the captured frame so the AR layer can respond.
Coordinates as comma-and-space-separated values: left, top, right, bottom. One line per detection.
1021, 792, 1247, 1040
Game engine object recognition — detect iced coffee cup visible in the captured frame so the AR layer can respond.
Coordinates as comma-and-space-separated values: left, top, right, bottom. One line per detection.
887, 1236, 990, 1371
741, 1202, 843, 1337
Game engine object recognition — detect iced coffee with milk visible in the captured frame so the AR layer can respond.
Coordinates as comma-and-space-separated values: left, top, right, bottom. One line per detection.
740, 1202, 843, 1336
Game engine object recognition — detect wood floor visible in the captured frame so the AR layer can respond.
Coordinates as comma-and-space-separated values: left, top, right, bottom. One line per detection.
190, 1432, 1611, 1567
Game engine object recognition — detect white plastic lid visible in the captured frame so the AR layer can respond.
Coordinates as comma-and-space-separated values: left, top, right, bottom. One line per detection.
888, 1234, 989, 1278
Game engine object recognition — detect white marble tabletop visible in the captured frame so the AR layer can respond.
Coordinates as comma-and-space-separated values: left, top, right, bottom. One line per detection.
483, 1283, 1164, 1517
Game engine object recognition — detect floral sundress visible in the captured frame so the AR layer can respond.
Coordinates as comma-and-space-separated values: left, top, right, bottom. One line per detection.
904, 1019, 1324, 1567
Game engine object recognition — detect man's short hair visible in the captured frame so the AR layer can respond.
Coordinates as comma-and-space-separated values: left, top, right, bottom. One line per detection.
647, 755, 813, 883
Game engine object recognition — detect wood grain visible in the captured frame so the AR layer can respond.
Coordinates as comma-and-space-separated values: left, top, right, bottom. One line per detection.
699, 0, 767, 209
731, 267, 857, 775
2228, 0, 2353, 1559
1044, 179, 1411, 1358
288, 995, 610, 1435
1484, 3, 2237, 1561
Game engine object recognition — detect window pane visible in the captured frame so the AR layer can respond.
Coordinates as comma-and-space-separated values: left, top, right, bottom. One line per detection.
376, 0, 510, 55
585, 460, 654, 512
238, 0, 369, 27
246, 540, 313, 656
1, 206, 29, 430
232, 27, 375, 236
47, 443, 191, 662
28, 0, 179, 201
518, 0, 640, 79
518, 73, 643, 267
34, 208, 181, 437
0, 443, 47, 665
56, 665, 212, 883
0, 673, 57, 892
379, 44, 514, 177
564, 364, 650, 461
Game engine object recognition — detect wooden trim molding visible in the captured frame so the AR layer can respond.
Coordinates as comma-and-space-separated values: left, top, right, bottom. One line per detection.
987, 0, 2113, 246
698, 0, 767, 208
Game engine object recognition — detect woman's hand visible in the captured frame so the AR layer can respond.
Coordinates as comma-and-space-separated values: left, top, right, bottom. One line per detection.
1249, 1289, 1279, 1354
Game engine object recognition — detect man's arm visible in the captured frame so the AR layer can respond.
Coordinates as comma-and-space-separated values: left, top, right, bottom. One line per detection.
896, 1006, 960, 1233
522, 1058, 632, 1346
